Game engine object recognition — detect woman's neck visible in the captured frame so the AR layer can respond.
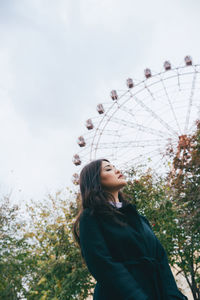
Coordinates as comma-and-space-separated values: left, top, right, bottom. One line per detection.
111, 191, 120, 203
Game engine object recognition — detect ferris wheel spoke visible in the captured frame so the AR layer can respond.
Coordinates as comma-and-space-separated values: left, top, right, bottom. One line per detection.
148, 155, 170, 173
102, 129, 119, 134
90, 128, 120, 139
119, 146, 166, 165
111, 122, 124, 160
115, 102, 172, 136
115, 104, 135, 118
110, 117, 168, 138
122, 141, 168, 164
122, 152, 161, 170
160, 79, 182, 134
130, 92, 179, 137
144, 84, 157, 101
123, 147, 167, 167
77, 148, 91, 157
188, 118, 199, 134
90, 101, 117, 159
176, 68, 181, 91
96, 139, 166, 149
184, 69, 197, 133
93, 93, 138, 157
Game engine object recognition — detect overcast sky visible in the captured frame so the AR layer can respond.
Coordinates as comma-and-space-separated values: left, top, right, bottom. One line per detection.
0, 0, 200, 204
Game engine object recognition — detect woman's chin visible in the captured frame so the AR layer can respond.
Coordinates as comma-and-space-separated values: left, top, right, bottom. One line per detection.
118, 180, 127, 188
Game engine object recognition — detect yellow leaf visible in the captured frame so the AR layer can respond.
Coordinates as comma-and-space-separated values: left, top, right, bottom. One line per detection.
38, 277, 46, 285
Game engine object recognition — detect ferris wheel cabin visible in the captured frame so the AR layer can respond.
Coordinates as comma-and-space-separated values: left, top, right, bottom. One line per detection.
86, 119, 94, 130
110, 90, 118, 100
73, 154, 81, 166
77, 136, 86, 147
97, 104, 105, 114
144, 68, 152, 78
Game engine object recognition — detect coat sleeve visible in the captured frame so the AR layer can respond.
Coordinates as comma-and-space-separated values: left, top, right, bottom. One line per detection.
140, 216, 187, 300
79, 210, 149, 300
161, 252, 188, 300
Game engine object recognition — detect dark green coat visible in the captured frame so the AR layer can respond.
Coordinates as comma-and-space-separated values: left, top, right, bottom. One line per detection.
79, 203, 187, 300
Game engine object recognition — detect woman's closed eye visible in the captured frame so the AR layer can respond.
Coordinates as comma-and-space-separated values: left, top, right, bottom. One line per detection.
103, 164, 116, 172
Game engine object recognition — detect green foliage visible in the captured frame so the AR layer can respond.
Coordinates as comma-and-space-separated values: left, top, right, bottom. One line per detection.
24, 193, 95, 300
123, 169, 177, 259
0, 196, 32, 299
124, 167, 200, 299
0, 192, 94, 299
166, 121, 200, 300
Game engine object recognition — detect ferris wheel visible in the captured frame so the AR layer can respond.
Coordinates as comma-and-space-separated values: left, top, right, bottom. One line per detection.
72, 56, 200, 184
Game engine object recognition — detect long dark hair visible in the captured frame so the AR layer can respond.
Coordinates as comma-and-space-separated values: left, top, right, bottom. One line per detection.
72, 159, 129, 247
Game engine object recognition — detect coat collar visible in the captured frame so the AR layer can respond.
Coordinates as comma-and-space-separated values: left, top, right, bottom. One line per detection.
109, 201, 123, 208
117, 202, 138, 214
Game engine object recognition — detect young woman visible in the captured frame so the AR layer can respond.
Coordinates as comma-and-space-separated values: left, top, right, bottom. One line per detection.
73, 159, 187, 300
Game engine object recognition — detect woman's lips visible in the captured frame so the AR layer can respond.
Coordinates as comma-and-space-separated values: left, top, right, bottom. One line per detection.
118, 174, 124, 179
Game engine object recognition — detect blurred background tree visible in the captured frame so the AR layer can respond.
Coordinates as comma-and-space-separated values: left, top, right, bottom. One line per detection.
0, 196, 32, 299
23, 193, 94, 300
165, 120, 200, 300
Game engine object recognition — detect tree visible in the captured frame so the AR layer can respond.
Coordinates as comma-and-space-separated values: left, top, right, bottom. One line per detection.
0, 195, 32, 299
123, 168, 178, 260
24, 192, 95, 300
165, 120, 200, 300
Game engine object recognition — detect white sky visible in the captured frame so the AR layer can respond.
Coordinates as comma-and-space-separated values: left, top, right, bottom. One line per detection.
0, 0, 200, 204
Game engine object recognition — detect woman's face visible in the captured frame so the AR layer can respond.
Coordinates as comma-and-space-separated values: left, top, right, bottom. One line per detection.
100, 161, 127, 192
